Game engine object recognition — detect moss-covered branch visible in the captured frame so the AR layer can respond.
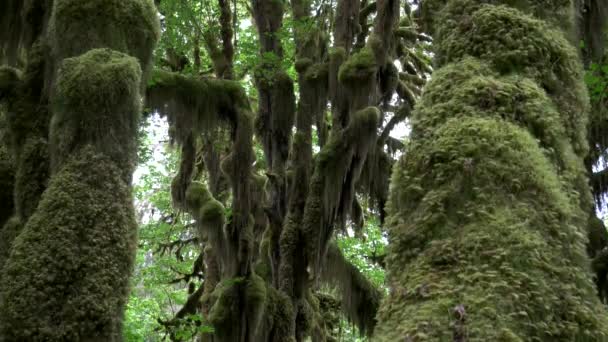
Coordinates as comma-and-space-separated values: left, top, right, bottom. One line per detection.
321, 244, 381, 337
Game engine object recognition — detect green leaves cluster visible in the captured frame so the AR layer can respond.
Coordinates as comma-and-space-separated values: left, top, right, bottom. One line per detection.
585, 62, 608, 102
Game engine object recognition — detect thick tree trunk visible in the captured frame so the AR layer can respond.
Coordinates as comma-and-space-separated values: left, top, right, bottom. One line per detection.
0, 0, 159, 339
376, 0, 608, 340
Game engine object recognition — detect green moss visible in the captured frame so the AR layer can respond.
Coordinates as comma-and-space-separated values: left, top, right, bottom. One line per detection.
185, 181, 225, 229
0, 147, 138, 340
208, 279, 241, 339
414, 61, 577, 169
48, 0, 160, 80
245, 273, 268, 335
146, 69, 250, 144
434, 5, 588, 154
421, 0, 573, 36
376, 117, 608, 340
0, 216, 21, 271
338, 46, 376, 85
51, 48, 141, 180
304, 63, 329, 84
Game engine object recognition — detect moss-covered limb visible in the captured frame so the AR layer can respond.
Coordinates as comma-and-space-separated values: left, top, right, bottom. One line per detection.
48, 0, 160, 83
321, 244, 381, 336
171, 133, 197, 209
0, 147, 137, 340
146, 69, 251, 145
376, 118, 608, 340
301, 107, 379, 277
51, 48, 142, 180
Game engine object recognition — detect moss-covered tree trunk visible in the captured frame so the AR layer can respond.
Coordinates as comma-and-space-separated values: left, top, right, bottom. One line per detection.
0, 0, 159, 340
375, 0, 608, 340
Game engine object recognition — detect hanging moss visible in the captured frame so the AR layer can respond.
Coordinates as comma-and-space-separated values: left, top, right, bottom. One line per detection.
0, 147, 138, 340
321, 244, 381, 337
146, 69, 251, 144
302, 106, 379, 278
51, 48, 142, 180
376, 117, 608, 340
48, 0, 160, 81
0, 216, 20, 271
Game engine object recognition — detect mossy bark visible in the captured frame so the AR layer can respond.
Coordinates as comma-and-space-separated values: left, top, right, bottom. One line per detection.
375, 1, 608, 340
0, 1, 159, 340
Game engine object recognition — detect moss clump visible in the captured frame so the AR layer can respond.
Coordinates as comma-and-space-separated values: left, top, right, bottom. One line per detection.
421, 0, 573, 36
48, 0, 160, 79
51, 49, 142, 180
414, 59, 578, 171
0, 147, 138, 341
435, 5, 588, 154
304, 63, 329, 84
338, 46, 376, 85
376, 117, 608, 340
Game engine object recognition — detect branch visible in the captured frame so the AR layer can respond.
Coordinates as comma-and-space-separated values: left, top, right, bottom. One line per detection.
320, 243, 382, 337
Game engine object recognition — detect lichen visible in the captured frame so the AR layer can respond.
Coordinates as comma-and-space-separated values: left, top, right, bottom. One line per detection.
0, 147, 138, 340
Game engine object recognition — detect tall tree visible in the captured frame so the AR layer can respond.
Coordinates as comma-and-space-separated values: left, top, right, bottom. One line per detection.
375, 0, 608, 340
144, 0, 429, 340
0, 0, 159, 340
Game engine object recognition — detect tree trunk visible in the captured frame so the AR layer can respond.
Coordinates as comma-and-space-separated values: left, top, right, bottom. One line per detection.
376, 0, 608, 340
